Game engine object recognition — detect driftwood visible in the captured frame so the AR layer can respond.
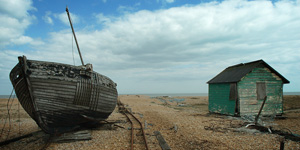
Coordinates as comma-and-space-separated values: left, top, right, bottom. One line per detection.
0, 130, 43, 146
93, 123, 117, 130
154, 131, 171, 150
247, 125, 300, 142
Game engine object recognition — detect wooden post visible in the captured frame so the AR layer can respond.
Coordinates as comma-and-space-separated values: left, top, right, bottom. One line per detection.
144, 120, 147, 129
254, 96, 267, 125
154, 131, 171, 150
66, 6, 84, 66
279, 136, 285, 150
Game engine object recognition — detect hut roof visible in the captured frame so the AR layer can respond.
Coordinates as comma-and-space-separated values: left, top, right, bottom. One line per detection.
207, 60, 290, 84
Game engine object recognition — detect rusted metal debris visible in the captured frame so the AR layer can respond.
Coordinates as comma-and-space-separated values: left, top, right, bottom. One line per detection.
117, 100, 149, 150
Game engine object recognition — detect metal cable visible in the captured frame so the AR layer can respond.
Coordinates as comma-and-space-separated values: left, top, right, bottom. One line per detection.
5, 94, 15, 141
0, 89, 14, 139
18, 97, 21, 136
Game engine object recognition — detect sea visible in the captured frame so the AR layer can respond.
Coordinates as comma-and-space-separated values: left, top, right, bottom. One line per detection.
1, 92, 299, 98
119, 92, 300, 97
119, 93, 209, 97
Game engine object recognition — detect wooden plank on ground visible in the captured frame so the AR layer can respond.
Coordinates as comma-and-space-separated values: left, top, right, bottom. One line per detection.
154, 131, 171, 150
52, 130, 91, 143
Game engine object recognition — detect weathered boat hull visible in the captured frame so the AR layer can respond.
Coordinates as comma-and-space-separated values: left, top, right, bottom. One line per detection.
10, 56, 118, 134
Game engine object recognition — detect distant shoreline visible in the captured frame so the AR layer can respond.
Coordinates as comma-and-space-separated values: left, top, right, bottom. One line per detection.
119, 93, 209, 97
1, 92, 299, 98
119, 92, 300, 97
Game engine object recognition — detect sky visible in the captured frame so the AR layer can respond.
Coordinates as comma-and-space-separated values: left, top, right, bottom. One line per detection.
0, 0, 299, 95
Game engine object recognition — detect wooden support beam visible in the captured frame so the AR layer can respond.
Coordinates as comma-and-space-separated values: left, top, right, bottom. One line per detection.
255, 96, 267, 125
52, 130, 91, 143
154, 131, 171, 150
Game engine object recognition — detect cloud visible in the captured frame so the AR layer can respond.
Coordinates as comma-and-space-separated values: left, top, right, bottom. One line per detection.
157, 0, 175, 4
157, 0, 175, 6
166, 0, 175, 3
92, 0, 299, 70
95, 13, 112, 25
1, 0, 300, 94
43, 11, 53, 25
43, 10, 79, 26
0, 0, 36, 46
11, 36, 44, 46
54, 11, 80, 26
0, 0, 36, 19
117, 3, 141, 14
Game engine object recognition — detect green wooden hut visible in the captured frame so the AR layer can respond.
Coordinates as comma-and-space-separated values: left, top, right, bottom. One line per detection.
207, 60, 289, 116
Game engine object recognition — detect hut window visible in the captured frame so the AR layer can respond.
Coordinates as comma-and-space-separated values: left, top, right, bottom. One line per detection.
256, 82, 266, 100
229, 83, 237, 100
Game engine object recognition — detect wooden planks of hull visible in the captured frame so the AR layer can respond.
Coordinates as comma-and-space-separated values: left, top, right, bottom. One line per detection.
10, 56, 118, 134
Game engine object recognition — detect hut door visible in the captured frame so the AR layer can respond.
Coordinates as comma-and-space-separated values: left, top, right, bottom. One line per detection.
230, 83, 239, 115
256, 82, 266, 100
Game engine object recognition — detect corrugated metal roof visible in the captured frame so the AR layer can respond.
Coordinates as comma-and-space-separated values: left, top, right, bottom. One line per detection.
207, 59, 290, 84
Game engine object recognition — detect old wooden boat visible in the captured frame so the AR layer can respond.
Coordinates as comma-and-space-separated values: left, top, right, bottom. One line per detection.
9, 7, 118, 134
10, 56, 118, 134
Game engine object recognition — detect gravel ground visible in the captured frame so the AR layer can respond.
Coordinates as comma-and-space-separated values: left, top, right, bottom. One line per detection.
0, 95, 299, 150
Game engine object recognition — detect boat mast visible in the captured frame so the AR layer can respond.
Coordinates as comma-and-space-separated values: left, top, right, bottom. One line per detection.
66, 6, 84, 66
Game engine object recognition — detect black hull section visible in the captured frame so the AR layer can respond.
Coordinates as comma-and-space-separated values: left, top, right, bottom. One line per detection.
10, 56, 118, 134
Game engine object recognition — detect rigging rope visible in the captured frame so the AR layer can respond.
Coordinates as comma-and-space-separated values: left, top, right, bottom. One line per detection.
18, 98, 20, 136
6, 94, 15, 141
0, 89, 14, 140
